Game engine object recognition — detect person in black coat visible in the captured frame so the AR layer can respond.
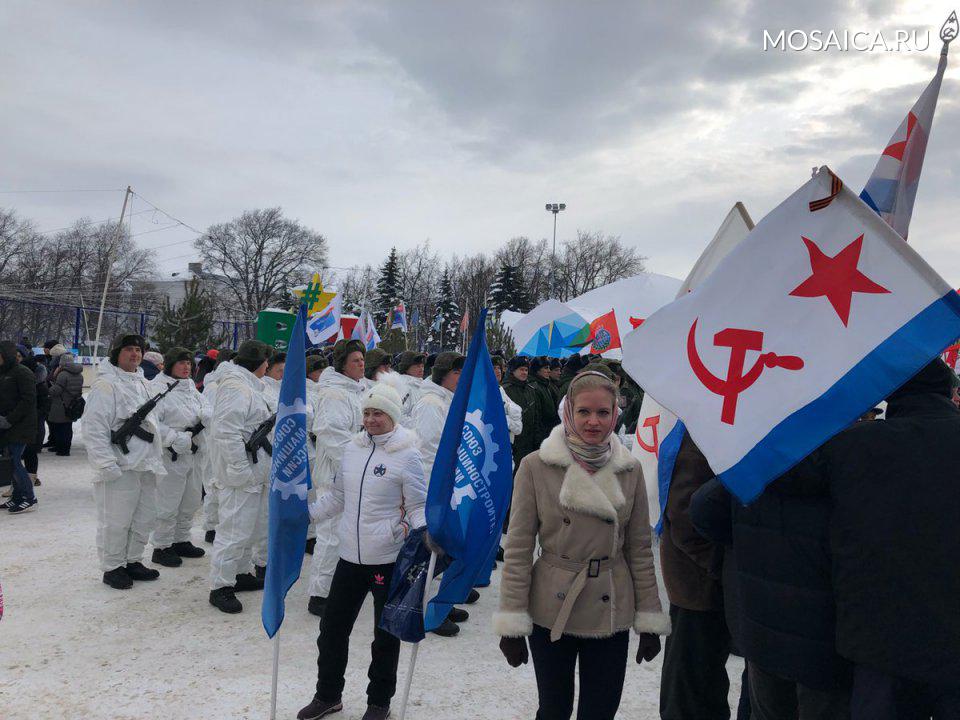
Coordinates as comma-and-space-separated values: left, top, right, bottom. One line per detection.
0, 341, 39, 512
691, 470, 851, 720
785, 359, 960, 719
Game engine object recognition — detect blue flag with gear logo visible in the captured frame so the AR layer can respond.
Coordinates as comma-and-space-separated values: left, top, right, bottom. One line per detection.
424, 308, 513, 631
261, 304, 313, 638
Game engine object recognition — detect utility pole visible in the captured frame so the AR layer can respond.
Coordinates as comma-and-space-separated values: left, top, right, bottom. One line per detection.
545, 202, 566, 299
92, 186, 133, 363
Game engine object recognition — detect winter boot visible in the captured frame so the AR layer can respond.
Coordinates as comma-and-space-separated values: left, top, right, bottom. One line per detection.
430, 618, 460, 637
305, 537, 316, 555
361, 705, 390, 720
496, 546, 505, 562
255, 564, 266, 580
209, 587, 242, 614
465, 589, 480, 604
102, 567, 133, 590
204, 529, 216, 544
308, 595, 327, 618
151, 547, 183, 567
297, 696, 343, 719
172, 541, 206, 558
234, 572, 264, 592
125, 562, 160, 581
448, 607, 469, 623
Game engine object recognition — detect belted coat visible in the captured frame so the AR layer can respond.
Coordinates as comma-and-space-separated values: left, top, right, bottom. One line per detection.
494, 425, 671, 641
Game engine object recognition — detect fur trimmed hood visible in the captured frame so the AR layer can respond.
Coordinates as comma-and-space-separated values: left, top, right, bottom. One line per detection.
538, 425, 637, 523
351, 423, 419, 453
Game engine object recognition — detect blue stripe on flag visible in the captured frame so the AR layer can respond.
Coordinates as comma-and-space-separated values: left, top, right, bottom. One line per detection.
654, 420, 686, 535
717, 290, 960, 503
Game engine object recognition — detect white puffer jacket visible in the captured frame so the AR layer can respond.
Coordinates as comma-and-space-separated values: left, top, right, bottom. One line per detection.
411, 378, 454, 484
148, 373, 204, 472
400, 374, 423, 424
310, 425, 427, 565
501, 386, 523, 439
209, 362, 273, 490
81, 362, 166, 481
312, 366, 364, 490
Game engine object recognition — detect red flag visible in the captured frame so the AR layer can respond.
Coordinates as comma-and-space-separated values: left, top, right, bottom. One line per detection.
460, 310, 470, 332
589, 309, 621, 354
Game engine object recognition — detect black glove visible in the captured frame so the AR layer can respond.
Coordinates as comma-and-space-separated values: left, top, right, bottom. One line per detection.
424, 531, 446, 558
636, 633, 661, 664
499, 636, 529, 667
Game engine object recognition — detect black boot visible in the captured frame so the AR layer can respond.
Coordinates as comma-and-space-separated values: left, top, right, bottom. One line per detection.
172, 541, 206, 558
102, 567, 133, 590
125, 562, 160, 581
209, 586, 242, 614
305, 537, 316, 555
204, 529, 216, 544
430, 618, 460, 637
297, 696, 342, 720
496, 546, 505, 562
151, 547, 183, 567
448, 607, 469, 623
234, 572, 264, 592
255, 564, 266, 580
465, 589, 480, 604
308, 595, 327, 618
361, 705, 390, 720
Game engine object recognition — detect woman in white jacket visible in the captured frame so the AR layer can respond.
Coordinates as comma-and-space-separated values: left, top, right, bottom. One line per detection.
297, 382, 426, 720
148, 347, 206, 567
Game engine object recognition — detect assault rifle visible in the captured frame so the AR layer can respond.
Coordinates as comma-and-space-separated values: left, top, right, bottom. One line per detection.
111, 381, 179, 455
169, 421, 205, 462
245, 413, 276, 464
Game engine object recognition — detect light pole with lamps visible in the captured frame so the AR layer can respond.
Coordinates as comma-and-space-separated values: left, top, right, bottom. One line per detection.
545, 202, 566, 298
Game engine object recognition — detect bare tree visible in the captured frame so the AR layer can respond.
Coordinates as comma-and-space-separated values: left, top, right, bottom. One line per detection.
333, 263, 376, 316
196, 208, 327, 319
557, 231, 646, 299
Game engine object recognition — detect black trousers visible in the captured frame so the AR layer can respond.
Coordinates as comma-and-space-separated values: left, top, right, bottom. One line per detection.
49, 421, 73, 455
749, 662, 850, 720
528, 624, 629, 720
315, 559, 400, 709
852, 665, 960, 720
661, 604, 735, 720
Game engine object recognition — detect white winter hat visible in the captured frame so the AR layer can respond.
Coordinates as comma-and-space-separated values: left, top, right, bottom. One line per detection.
362, 382, 403, 425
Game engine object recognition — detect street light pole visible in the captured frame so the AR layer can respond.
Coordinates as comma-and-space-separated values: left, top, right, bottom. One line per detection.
545, 202, 566, 298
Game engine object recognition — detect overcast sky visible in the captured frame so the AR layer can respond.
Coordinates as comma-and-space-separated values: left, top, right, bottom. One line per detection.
2, 0, 958, 287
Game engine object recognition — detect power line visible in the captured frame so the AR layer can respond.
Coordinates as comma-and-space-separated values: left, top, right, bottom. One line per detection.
0, 188, 125, 194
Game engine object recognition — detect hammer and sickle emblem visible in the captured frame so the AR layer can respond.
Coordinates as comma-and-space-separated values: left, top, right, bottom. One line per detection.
635, 414, 661, 457
687, 318, 804, 425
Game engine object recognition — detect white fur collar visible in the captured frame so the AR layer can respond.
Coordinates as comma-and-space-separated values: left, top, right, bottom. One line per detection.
539, 425, 636, 522
352, 424, 418, 453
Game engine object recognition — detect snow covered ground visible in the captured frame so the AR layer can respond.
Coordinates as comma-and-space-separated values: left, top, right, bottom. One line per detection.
0, 445, 743, 720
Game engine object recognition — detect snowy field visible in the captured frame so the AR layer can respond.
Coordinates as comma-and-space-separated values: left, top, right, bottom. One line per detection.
0, 443, 743, 720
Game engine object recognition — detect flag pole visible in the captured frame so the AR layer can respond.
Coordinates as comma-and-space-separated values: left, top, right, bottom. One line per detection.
397, 551, 438, 720
91, 185, 132, 364
269, 631, 280, 720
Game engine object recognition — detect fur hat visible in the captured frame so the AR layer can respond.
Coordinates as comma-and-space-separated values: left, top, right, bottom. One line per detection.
163, 346, 194, 376
109, 334, 147, 366
431, 351, 465, 385
49, 344, 68, 358
234, 339, 272, 367
490, 355, 505, 369
507, 355, 530, 372
397, 350, 427, 374
364, 348, 392, 380
362, 379, 404, 425
530, 356, 550, 374
306, 354, 328, 375
333, 339, 366, 373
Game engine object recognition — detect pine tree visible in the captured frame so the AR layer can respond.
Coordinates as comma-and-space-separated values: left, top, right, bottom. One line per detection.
429, 270, 460, 351
486, 315, 516, 357
374, 247, 402, 327
152, 279, 220, 351
487, 262, 531, 314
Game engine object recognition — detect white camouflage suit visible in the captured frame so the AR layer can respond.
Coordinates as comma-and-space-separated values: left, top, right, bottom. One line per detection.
308, 365, 363, 598
399, 373, 423, 426
197, 363, 229, 533
81, 362, 167, 572
410, 377, 454, 484
147, 373, 204, 550
208, 362, 273, 590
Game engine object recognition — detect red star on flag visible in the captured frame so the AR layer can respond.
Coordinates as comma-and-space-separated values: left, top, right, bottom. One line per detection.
789, 235, 890, 326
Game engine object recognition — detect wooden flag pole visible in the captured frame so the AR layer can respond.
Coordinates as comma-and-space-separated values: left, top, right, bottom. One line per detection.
396, 551, 438, 720
269, 632, 281, 720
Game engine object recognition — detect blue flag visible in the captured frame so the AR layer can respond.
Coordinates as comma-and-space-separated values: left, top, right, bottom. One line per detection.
423, 308, 513, 631
261, 304, 313, 638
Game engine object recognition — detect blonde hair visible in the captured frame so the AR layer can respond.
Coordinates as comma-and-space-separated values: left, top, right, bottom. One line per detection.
567, 370, 619, 410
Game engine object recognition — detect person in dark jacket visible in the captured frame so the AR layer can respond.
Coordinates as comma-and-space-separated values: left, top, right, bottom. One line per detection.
658, 433, 743, 720
48, 352, 84, 455
528, 356, 560, 434
17, 347, 49, 487
788, 359, 960, 719
140, 350, 162, 381
691, 472, 851, 719
0, 341, 39, 513
501, 357, 543, 467
558, 354, 587, 396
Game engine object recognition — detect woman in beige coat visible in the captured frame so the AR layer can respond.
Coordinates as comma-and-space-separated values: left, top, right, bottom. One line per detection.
494, 370, 670, 720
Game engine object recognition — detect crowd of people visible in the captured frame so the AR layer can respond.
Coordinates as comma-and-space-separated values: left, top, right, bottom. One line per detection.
0, 329, 957, 720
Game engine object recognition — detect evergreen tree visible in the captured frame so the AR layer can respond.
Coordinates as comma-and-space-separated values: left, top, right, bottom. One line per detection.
485, 315, 516, 357
374, 247, 402, 326
152, 279, 220, 351
487, 262, 531, 314
428, 270, 460, 351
